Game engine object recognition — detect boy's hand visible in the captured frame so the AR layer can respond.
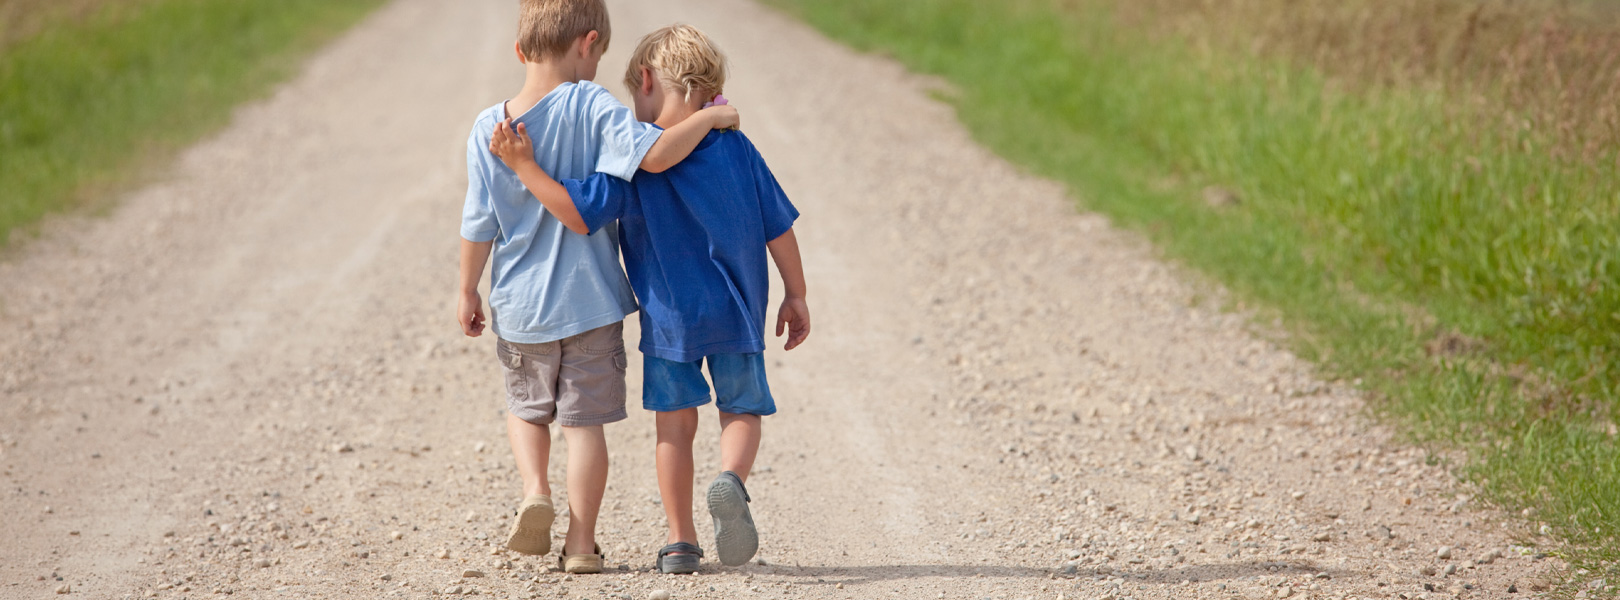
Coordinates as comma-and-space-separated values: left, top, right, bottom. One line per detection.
458, 290, 486, 337
775, 296, 810, 350
489, 120, 536, 170
699, 104, 740, 130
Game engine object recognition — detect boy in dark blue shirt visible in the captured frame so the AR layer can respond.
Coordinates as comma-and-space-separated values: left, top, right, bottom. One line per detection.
488, 24, 809, 574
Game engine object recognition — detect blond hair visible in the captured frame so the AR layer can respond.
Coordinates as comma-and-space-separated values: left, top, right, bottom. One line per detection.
623, 24, 728, 103
518, 0, 611, 61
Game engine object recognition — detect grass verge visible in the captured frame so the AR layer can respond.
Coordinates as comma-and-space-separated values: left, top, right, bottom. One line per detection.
0, 0, 385, 245
771, 0, 1619, 572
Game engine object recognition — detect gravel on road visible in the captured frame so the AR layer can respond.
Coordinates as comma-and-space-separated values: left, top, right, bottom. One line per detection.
0, 0, 1562, 598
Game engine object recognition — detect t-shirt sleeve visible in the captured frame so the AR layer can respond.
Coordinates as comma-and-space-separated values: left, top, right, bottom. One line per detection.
564, 172, 632, 235
747, 141, 799, 241
460, 128, 499, 242
584, 84, 661, 182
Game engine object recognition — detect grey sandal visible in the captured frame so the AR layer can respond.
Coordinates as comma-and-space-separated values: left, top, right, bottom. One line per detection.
656, 542, 703, 574
707, 471, 758, 567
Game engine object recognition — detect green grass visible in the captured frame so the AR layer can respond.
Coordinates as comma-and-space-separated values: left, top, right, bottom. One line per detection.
0, 0, 385, 245
772, 0, 1620, 571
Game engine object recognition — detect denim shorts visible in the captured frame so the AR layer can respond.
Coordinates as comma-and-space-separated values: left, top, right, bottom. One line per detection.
642, 353, 776, 416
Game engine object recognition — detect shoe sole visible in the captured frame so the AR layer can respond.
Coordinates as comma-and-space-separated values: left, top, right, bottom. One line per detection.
657, 553, 701, 574
707, 477, 758, 567
505, 500, 554, 556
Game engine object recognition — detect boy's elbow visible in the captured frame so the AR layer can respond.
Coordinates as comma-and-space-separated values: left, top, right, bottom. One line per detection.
639, 158, 671, 174
566, 221, 592, 236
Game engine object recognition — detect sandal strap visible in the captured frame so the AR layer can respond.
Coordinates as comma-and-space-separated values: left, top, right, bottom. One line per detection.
659, 542, 704, 558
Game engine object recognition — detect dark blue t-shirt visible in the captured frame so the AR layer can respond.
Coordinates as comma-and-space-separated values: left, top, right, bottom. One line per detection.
564, 129, 799, 363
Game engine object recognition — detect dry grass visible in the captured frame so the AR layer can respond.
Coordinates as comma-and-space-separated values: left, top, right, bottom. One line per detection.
1105, 0, 1620, 163
0, 0, 155, 48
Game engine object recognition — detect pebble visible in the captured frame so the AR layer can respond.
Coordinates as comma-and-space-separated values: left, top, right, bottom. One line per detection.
462, 570, 485, 578
1311, 532, 1330, 542
390, 530, 403, 540
1290, 491, 1305, 500
649, 590, 672, 600
1437, 546, 1453, 559
435, 549, 450, 559
443, 584, 464, 595
1277, 585, 1293, 598
253, 558, 271, 568
380, 574, 392, 581
1182, 446, 1200, 461
55, 584, 71, 594
473, 442, 487, 453
333, 442, 353, 453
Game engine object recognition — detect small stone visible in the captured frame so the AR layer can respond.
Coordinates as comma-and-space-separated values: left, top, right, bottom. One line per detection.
464, 511, 477, 523
442, 585, 464, 595
1437, 546, 1453, 559
1202, 186, 1240, 208
755, 557, 768, 566
462, 570, 485, 578
1182, 446, 1200, 461
253, 558, 271, 568
1312, 532, 1330, 542
55, 584, 70, 594
1419, 566, 1436, 576
473, 442, 487, 453
1290, 491, 1305, 500
435, 549, 450, 559
835, 583, 844, 590
1508, 584, 1518, 593
649, 590, 672, 600
43, 506, 52, 514
292, 540, 309, 549
1444, 564, 1457, 575
1278, 586, 1294, 598
380, 574, 392, 581
1063, 549, 1082, 560
390, 530, 403, 540
333, 442, 353, 453
1476, 553, 1495, 565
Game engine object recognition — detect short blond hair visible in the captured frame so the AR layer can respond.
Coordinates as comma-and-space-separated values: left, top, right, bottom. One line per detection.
518, 0, 611, 61
623, 24, 728, 103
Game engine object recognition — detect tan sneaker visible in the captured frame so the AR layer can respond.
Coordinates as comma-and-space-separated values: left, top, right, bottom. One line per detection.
504, 495, 554, 555
558, 544, 604, 574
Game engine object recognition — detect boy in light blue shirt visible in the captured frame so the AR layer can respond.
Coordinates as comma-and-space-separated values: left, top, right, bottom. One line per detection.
455, 0, 738, 574
489, 25, 808, 574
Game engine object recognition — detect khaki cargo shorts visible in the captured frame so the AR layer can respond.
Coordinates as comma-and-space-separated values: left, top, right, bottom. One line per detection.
496, 322, 628, 427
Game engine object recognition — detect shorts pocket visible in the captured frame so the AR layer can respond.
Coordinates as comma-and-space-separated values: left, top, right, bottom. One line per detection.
496, 340, 523, 370
613, 350, 628, 372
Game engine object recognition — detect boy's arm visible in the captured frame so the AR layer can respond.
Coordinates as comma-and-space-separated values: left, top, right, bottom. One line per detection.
490, 121, 590, 235
766, 228, 810, 351
458, 238, 494, 337
638, 105, 740, 173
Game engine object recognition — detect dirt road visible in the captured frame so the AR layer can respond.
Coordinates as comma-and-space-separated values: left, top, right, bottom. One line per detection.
0, 0, 1562, 598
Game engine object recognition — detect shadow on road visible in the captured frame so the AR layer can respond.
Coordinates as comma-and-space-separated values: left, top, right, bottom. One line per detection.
735, 559, 1349, 586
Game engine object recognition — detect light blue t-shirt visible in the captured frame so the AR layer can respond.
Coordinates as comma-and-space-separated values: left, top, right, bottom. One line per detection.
460, 81, 658, 344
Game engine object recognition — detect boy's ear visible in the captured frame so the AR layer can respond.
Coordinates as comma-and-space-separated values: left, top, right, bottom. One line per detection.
577, 30, 600, 58
514, 41, 526, 64
639, 67, 655, 96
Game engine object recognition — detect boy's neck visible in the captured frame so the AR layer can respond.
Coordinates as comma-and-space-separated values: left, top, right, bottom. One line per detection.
653, 93, 707, 130
507, 59, 583, 119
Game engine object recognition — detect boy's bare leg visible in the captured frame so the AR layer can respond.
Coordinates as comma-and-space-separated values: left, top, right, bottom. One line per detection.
656, 408, 700, 546
561, 425, 609, 555
506, 414, 553, 498
718, 412, 761, 483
